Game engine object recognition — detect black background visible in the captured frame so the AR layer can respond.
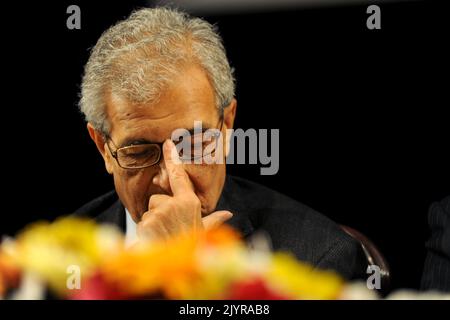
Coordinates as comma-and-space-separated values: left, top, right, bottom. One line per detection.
1, 0, 448, 292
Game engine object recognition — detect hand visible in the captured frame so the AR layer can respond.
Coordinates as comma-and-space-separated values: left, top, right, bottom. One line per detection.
137, 139, 233, 242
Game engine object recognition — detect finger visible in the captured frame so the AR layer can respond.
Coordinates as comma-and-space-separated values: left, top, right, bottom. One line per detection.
148, 194, 171, 210
163, 139, 194, 196
202, 210, 233, 230
137, 213, 170, 242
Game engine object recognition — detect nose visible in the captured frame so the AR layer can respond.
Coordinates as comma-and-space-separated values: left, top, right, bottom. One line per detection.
152, 160, 172, 195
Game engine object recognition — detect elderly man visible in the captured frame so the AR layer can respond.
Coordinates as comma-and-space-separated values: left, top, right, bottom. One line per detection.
75, 7, 366, 280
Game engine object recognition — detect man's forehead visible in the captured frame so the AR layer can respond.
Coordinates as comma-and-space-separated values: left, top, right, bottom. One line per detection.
104, 64, 219, 143
105, 96, 218, 145
107, 94, 216, 125
106, 87, 215, 123
107, 92, 170, 119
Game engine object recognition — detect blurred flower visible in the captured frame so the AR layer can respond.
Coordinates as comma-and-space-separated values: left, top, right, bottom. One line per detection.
225, 276, 289, 300
265, 252, 344, 299
339, 282, 379, 300
92, 225, 248, 300
8, 217, 122, 296
202, 225, 241, 247
11, 216, 447, 300
69, 272, 126, 300
386, 290, 450, 300
8, 272, 45, 300
0, 247, 21, 298
99, 233, 200, 299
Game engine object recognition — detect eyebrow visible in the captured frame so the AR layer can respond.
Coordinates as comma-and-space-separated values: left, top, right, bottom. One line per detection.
119, 125, 215, 148
119, 138, 156, 148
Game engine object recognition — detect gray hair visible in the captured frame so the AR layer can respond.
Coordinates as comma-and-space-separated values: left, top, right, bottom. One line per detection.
79, 7, 235, 134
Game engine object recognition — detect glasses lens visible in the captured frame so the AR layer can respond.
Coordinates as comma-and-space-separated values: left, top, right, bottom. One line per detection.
117, 144, 161, 168
176, 130, 221, 161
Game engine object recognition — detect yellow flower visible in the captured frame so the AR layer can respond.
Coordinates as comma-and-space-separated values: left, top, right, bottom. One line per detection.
194, 232, 250, 299
10, 217, 122, 295
266, 252, 344, 299
170, 226, 248, 299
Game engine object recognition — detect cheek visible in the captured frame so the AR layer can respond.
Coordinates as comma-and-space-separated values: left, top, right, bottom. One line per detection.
184, 163, 225, 212
184, 164, 216, 189
113, 168, 155, 212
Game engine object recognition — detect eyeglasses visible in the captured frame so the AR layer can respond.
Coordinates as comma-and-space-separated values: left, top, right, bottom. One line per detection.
105, 117, 224, 169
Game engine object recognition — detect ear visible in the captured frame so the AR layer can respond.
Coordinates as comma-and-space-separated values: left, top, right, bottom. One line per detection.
223, 98, 237, 158
87, 123, 114, 174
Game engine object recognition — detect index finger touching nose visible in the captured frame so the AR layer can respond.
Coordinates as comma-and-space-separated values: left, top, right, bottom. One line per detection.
163, 139, 194, 196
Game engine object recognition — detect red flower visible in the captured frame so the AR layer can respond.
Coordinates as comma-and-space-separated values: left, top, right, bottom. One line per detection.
69, 272, 126, 300
225, 277, 290, 300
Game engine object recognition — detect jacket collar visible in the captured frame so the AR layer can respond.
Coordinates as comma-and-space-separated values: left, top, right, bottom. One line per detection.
95, 199, 126, 232
215, 175, 254, 238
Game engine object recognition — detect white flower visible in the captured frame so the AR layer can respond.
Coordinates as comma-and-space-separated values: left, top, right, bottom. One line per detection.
339, 282, 379, 300
387, 290, 450, 300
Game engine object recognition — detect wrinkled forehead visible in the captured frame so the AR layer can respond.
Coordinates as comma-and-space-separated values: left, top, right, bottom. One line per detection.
104, 65, 220, 145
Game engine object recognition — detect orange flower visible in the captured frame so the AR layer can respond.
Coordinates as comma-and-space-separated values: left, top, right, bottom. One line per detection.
0, 248, 21, 297
201, 225, 241, 248
99, 226, 244, 299
100, 231, 201, 299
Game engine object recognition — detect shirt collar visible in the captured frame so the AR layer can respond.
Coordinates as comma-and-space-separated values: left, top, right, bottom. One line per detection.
125, 208, 138, 247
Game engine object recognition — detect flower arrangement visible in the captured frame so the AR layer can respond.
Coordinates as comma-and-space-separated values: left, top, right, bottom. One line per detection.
1, 217, 448, 300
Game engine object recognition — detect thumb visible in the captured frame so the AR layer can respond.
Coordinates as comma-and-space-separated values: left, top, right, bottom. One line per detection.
202, 210, 233, 230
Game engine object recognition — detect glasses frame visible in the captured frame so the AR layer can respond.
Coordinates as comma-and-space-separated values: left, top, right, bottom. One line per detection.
105, 115, 224, 169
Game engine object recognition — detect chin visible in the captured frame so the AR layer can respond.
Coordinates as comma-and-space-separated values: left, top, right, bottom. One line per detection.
201, 201, 216, 216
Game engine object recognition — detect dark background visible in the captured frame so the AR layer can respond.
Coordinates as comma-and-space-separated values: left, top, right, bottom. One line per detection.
1, 0, 448, 292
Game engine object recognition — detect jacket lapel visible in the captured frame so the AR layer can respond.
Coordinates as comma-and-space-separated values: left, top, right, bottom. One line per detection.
215, 176, 254, 239
95, 200, 126, 232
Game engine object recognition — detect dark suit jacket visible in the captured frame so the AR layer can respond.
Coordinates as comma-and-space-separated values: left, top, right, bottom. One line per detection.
74, 175, 367, 280
421, 195, 450, 292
